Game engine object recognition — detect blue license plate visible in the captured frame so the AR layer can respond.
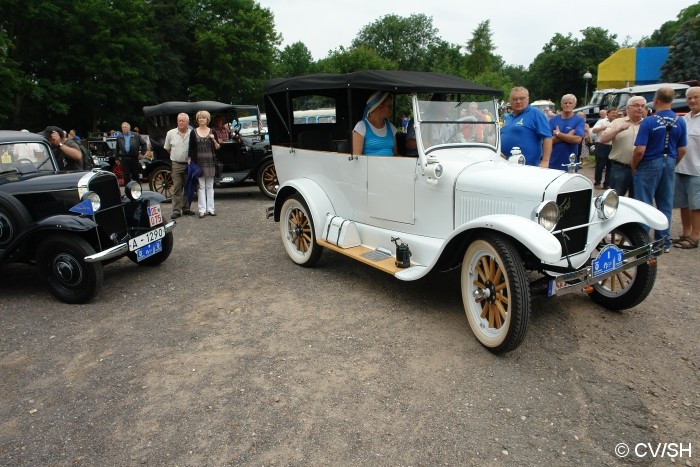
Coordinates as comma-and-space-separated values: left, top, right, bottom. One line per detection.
136, 239, 162, 262
592, 244, 624, 278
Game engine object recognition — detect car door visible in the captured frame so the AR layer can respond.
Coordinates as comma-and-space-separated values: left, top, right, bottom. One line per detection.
367, 156, 417, 225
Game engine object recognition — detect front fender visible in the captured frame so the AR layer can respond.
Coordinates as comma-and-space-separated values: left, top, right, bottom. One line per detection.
33, 214, 97, 232
137, 190, 167, 204
454, 214, 562, 263
611, 196, 668, 231
274, 179, 335, 235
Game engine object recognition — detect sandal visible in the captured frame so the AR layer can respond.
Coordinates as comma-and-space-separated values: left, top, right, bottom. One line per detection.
673, 237, 699, 249
671, 234, 691, 244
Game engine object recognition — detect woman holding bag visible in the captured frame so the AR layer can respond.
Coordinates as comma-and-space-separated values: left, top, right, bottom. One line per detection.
189, 110, 220, 218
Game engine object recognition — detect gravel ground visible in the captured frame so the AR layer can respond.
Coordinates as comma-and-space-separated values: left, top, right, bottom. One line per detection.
0, 169, 698, 466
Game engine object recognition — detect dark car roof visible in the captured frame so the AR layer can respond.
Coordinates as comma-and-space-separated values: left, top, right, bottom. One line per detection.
264, 70, 502, 96
142, 101, 259, 117
0, 130, 47, 144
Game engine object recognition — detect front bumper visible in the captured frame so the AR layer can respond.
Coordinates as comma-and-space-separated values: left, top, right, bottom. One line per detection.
84, 220, 176, 263
547, 237, 664, 297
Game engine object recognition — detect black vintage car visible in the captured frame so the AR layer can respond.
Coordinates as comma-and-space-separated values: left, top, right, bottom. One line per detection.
0, 130, 176, 303
142, 101, 277, 199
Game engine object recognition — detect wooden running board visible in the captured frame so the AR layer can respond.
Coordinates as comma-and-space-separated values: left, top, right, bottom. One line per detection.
316, 238, 404, 275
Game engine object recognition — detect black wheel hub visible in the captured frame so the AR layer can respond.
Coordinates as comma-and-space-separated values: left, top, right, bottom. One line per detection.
52, 254, 83, 286
485, 280, 496, 304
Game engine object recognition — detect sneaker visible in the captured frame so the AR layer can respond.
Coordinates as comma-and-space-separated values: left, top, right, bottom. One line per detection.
207, 212, 216, 216
171, 211, 181, 219
199, 213, 205, 218
183, 209, 195, 216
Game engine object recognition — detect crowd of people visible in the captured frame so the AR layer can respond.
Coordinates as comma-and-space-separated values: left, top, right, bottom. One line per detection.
353, 84, 698, 253
499, 85, 698, 252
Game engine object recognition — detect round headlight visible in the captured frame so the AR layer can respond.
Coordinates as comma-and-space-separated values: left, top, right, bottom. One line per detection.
81, 191, 101, 212
535, 200, 559, 232
433, 163, 443, 178
125, 181, 142, 200
595, 189, 619, 219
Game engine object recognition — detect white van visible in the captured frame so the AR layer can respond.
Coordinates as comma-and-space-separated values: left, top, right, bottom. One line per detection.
609, 82, 689, 113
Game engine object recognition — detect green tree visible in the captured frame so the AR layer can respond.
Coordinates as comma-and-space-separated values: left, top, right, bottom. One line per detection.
351, 13, 441, 70
464, 20, 502, 77
187, 0, 280, 105
422, 40, 464, 76
640, 2, 700, 46
661, 17, 700, 82
526, 28, 618, 104
274, 42, 315, 78
315, 46, 397, 74
147, 0, 196, 104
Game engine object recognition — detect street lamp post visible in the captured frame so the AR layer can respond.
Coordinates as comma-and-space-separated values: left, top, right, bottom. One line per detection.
583, 71, 593, 104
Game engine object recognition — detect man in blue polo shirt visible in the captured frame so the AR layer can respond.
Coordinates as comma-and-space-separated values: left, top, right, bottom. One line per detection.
547, 94, 585, 171
632, 87, 688, 251
500, 86, 552, 166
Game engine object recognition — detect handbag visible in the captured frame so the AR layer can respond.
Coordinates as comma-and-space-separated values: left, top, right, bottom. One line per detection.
214, 157, 223, 178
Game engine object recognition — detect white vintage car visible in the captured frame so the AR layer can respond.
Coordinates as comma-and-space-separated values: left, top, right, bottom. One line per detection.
264, 71, 667, 353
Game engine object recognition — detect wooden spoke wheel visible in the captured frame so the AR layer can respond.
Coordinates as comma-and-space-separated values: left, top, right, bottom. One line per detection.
257, 160, 278, 200
279, 194, 322, 267
590, 224, 656, 311
461, 235, 530, 353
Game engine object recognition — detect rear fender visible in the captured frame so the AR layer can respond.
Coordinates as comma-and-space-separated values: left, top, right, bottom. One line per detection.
274, 180, 335, 234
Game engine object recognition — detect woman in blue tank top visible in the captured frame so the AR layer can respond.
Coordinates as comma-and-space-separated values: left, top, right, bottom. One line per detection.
352, 91, 398, 156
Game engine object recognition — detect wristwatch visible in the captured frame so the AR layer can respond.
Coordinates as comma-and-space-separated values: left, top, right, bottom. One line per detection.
554, 130, 560, 137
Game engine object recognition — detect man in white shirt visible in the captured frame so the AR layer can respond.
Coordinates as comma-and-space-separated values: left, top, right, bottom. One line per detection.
591, 107, 617, 188
672, 87, 700, 249
163, 113, 194, 219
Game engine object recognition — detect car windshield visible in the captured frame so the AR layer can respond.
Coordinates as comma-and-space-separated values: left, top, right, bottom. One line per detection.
0, 141, 56, 173
416, 97, 499, 152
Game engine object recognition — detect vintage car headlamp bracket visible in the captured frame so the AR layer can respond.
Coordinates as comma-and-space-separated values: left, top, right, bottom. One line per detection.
424, 155, 443, 185
125, 181, 143, 201
534, 200, 559, 232
595, 189, 619, 219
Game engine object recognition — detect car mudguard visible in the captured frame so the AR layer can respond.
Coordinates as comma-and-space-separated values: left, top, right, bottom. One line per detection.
274, 179, 335, 236
452, 214, 563, 263
611, 196, 668, 231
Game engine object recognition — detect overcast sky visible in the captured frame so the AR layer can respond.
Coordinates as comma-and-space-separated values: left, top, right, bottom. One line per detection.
259, 0, 696, 68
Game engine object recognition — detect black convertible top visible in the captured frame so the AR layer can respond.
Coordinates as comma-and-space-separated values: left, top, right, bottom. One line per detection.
264, 70, 501, 96
0, 130, 46, 144
142, 101, 259, 117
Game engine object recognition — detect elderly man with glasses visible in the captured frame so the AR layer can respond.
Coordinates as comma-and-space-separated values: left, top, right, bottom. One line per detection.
500, 86, 552, 166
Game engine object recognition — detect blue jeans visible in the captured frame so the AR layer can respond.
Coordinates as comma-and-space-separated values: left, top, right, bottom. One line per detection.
632, 156, 675, 248
608, 162, 633, 197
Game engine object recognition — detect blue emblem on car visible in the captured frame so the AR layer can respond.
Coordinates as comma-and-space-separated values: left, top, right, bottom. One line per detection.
69, 199, 95, 216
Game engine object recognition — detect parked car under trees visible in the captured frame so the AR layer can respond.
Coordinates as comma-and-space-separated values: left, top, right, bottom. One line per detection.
265, 70, 668, 353
0, 130, 176, 303
143, 101, 277, 200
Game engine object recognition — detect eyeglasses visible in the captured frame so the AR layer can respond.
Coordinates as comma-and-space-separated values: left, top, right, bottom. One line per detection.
510, 97, 528, 102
